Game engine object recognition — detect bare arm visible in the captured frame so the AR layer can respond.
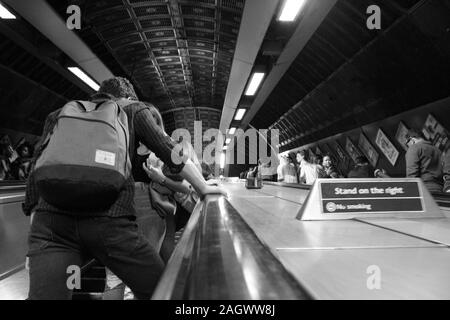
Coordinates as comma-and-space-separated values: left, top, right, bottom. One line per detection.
142, 161, 191, 194
135, 107, 226, 198
179, 160, 226, 198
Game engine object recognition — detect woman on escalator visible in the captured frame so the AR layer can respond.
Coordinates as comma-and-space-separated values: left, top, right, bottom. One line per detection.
103, 104, 196, 300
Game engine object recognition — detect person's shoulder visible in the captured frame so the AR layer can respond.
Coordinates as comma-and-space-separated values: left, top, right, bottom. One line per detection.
407, 143, 421, 153
122, 101, 148, 111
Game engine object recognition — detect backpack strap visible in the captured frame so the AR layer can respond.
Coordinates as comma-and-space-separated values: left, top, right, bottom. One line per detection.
75, 100, 101, 112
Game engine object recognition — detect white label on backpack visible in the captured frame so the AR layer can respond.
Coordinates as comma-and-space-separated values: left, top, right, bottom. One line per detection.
95, 150, 116, 167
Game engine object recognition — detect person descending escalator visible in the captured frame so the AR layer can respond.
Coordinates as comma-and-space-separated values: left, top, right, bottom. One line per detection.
279, 155, 298, 183
321, 155, 341, 179
10, 142, 34, 180
296, 150, 320, 185
347, 156, 374, 179
103, 104, 200, 300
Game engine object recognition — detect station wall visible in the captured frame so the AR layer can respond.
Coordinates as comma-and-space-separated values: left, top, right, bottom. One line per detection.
289, 96, 450, 177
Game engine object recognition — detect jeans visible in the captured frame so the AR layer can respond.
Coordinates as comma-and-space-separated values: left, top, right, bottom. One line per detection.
27, 212, 164, 300
102, 182, 167, 300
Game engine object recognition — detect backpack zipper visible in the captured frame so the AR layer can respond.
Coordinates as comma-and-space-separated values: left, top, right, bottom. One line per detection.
58, 115, 117, 132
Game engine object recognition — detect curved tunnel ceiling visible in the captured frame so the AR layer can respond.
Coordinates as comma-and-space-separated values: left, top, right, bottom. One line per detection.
2, 0, 449, 148
47, 0, 245, 119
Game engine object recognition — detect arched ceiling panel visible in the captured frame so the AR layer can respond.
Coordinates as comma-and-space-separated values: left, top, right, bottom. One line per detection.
47, 0, 246, 117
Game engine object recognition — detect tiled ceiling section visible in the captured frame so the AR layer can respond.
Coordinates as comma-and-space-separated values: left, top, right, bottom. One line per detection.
162, 107, 221, 137
0, 31, 88, 135
251, 0, 450, 152
47, 0, 246, 116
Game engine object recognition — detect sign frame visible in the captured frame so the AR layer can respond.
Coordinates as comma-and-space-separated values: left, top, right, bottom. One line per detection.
375, 129, 399, 166
395, 121, 410, 151
296, 178, 444, 221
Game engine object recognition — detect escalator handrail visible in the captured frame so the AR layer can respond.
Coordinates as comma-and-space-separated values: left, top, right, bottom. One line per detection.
152, 194, 313, 300
263, 181, 312, 190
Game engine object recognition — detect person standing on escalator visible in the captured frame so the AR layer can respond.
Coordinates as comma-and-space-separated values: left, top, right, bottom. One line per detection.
296, 150, 320, 185
405, 129, 443, 194
24, 77, 226, 300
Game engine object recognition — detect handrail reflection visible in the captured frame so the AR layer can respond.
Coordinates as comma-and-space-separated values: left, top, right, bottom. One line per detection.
0, 181, 26, 193
152, 194, 313, 300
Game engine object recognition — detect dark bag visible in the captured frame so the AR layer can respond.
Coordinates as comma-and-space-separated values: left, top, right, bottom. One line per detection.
174, 187, 199, 214
148, 181, 176, 219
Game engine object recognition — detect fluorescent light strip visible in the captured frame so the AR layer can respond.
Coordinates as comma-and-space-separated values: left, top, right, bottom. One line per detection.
0, 3, 16, 19
220, 153, 226, 169
234, 109, 246, 121
245, 72, 265, 96
279, 0, 306, 22
68, 67, 100, 91
228, 127, 237, 135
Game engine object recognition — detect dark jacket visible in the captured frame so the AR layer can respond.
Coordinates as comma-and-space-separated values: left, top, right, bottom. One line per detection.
406, 141, 443, 189
347, 164, 373, 179
23, 95, 184, 218
323, 166, 340, 179
443, 150, 450, 192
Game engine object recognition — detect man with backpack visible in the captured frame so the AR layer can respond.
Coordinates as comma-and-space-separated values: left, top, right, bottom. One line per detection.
23, 77, 226, 300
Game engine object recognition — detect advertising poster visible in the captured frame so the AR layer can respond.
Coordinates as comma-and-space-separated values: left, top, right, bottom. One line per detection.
376, 129, 400, 166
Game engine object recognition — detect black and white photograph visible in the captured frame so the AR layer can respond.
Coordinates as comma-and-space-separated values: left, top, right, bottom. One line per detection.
395, 121, 410, 151
422, 114, 449, 151
0, 0, 450, 309
345, 137, 362, 163
358, 132, 379, 167
376, 129, 400, 166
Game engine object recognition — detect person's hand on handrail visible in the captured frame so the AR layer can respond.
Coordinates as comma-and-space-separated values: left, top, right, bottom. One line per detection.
179, 159, 227, 199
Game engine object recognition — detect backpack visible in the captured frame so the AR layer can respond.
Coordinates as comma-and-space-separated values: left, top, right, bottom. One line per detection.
33, 100, 131, 211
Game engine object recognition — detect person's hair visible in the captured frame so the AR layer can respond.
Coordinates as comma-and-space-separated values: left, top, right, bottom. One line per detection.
97, 77, 138, 101
355, 155, 369, 165
315, 154, 323, 163
406, 129, 425, 141
297, 150, 309, 162
17, 142, 33, 158
144, 102, 165, 131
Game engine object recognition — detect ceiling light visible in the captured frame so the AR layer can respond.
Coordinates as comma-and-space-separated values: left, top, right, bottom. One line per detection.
279, 0, 306, 22
225, 138, 231, 145
234, 109, 246, 121
68, 67, 100, 91
223, 146, 228, 151
0, 3, 16, 19
228, 127, 237, 135
220, 153, 226, 169
245, 72, 265, 96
